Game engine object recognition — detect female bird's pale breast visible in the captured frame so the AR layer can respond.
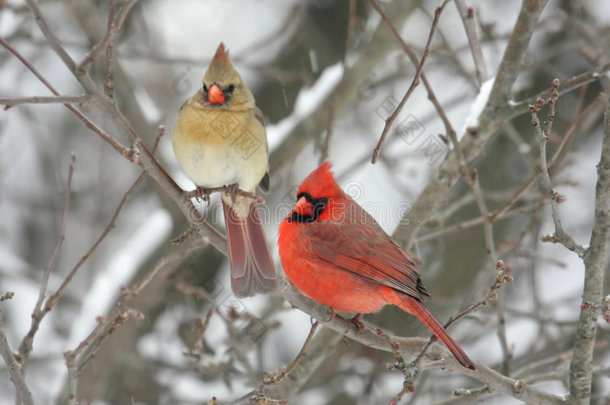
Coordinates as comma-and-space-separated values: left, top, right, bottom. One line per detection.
172, 102, 268, 192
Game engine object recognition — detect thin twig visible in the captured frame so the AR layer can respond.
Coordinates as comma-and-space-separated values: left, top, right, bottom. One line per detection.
370, 0, 452, 163
0, 95, 86, 107
416, 201, 544, 243
63, 237, 206, 403
0, 320, 34, 405
529, 79, 586, 257
104, 0, 118, 98
24, 0, 77, 71
414, 260, 513, 368
19, 127, 164, 371
427, 28, 509, 370
282, 281, 567, 404
455, 0, 489, 85
0, 37, 132, 159
75, 0, 139, 76
18, 154, 75, 363
392, 0, 551, 247
490, 91, 605, 223
264, 320, 319, 385
43, 171, 146, 312
8, 5, 227, 256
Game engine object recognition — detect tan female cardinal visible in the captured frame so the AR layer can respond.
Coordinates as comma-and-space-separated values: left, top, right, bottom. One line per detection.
172, 43, 276, 297
278, 162, 475, 369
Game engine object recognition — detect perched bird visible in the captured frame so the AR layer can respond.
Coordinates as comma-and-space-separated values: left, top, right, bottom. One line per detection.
278, 162, 475, 369
172, 43, 276, 297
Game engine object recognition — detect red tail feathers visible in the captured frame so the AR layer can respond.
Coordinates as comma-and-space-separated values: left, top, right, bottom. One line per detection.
394, 292, 475, 370
222, 200, 276, 297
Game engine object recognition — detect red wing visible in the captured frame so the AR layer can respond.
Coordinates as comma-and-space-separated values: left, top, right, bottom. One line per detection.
304, 204, 429, 301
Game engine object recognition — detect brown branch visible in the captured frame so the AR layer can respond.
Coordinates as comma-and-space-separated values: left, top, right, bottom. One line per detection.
370, 0, 452, 163
63, 237, 207, 403
269, 1, 421, 177
18, 154, 75, 363
103, 0, 117, 97
530, 79, 586, 257
264, 320, 319, 385
392, 0, 554, 248
44, 126, 165, 315
24, 0, 77, 71
487, 0, 550, 108
0, 95, 86, 107
75, 0, 139, 76
17, 127, 167, 374
433, 52, 509, 371
0, 37, 132, 159
43, 171, 146, 312
568, 91, 610, 403
0, 320, 34, 405
490, 91, 604, 223
416, 201, 544, 243
282, 279, 568, 404
12, 2, 227, 257
414, 259, 513, 375
455, 0, 489, 85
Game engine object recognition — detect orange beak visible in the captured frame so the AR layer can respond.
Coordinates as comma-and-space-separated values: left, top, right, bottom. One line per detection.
207, 84, 226, 104
293, 196, 313, 217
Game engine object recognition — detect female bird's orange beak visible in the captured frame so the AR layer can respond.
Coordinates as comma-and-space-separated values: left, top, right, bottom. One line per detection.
207, 84, 225, 104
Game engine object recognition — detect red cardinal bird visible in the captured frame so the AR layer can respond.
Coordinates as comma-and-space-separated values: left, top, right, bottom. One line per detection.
278, 162, 475, 369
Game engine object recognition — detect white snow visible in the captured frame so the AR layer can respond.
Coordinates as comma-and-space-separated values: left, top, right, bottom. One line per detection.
458, 76, 495, 139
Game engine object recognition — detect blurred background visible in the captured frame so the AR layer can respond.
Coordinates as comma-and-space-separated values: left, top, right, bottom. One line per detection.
1, 0, 609, 403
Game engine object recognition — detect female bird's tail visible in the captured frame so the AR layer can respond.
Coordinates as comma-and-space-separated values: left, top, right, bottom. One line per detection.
223, 200, 276, 297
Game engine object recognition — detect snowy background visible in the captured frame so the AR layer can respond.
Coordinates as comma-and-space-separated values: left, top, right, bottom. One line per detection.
1, 0, 609, 404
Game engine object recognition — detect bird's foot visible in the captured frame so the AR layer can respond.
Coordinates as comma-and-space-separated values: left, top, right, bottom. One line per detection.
325, 308, 337, 322
194, 187, 211, 206
350, 314, 366, 335
224, 183, 239, 204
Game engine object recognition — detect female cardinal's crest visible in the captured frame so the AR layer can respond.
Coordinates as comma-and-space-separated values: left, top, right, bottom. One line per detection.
210, 43, 231, 70
204, 42, 239, 83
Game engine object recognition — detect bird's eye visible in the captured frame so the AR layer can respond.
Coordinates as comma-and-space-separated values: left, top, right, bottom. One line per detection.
226, 84, 235, 93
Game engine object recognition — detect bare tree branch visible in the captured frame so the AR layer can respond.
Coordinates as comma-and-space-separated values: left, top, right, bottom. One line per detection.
530, 79, 586, 257
568, 91, 610, 404
487, 0, 549, 109
370, 0, 451, 163
0, 95, 86, 107
18, 154, 75, 363
270, 0, 422, 175
393, 0, 551, 246
0, 318, 34, 405
455, 0, 489, 85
